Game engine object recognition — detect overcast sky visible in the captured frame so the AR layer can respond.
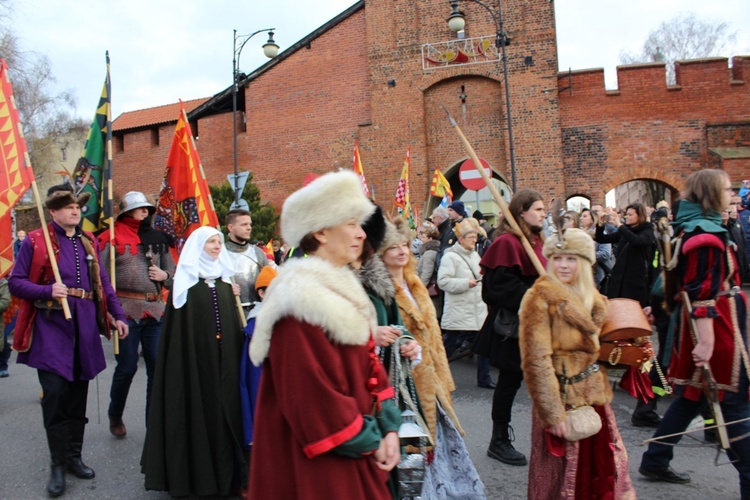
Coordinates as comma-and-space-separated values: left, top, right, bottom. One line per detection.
10, 0, 750, 121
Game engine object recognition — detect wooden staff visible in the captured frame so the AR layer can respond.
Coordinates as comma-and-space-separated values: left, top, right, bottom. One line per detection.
680, 291, 730, 451
441, 104, 546, 276
105, 59, 118, 355
28, 176, 72, 320
230, 277, 247, 328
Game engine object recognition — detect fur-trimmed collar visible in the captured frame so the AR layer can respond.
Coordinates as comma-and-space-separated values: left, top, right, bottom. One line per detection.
418, 239, 440, 255
527, 275, 608, 335
358, 256, 395, 306
249, 256, 377, 365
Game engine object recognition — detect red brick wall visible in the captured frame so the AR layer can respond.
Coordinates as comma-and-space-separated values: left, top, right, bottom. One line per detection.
111, 0, 750, 222
559, 56, 750, 203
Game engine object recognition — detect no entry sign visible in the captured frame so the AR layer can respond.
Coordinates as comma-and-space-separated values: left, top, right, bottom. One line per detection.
459, 158, 492, 191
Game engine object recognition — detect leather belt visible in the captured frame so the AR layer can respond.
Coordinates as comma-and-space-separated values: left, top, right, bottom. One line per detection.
67, 288, 94, 300
116, 290, 161, 302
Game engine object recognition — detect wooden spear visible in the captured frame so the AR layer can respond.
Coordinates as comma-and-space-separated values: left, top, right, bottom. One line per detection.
28, 175, 72, 320
230, 277, 248, 328
441, 104, 546, 276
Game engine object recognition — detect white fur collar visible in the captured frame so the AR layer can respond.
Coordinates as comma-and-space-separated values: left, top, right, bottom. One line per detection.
249, 256, 377, 366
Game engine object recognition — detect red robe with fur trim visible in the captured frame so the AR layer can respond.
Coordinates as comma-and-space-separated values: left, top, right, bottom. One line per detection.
248, 257, 395, 499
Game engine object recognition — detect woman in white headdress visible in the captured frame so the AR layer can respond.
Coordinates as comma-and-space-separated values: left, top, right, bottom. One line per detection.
142, 226, 246, 498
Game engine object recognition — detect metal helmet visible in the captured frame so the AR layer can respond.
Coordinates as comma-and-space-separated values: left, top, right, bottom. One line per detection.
118, 191, 155, 219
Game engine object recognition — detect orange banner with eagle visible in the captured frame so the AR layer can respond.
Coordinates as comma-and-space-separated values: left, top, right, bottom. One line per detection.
0, 59, 35, 277
153, 102, 218, 261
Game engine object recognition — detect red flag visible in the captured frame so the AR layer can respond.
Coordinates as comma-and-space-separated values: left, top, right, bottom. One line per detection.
352, 141, 370, 198
153, 102, 218, 261
0, 59, 35, 277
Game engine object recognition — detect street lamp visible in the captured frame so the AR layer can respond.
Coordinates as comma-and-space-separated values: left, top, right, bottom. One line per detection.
232, 28, 279, 208
447, 0, 517, 192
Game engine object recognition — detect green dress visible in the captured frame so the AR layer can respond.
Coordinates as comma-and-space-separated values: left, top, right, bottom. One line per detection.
142, 278, 245, 497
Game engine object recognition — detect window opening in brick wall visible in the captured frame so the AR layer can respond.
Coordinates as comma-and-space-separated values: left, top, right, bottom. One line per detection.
115, 135, 124, 152
151, 128, 159, 147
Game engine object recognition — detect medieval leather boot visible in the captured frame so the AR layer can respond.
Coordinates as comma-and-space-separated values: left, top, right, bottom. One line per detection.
631, 398, 661, 428
46, 428, 67, 497
109, 416, 127, 439
66, 422, 95, 479
487, 422, 527, 466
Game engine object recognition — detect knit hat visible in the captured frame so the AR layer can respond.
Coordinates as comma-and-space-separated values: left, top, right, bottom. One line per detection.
448, 200, 467, 217
255, 265, 278, 291
280, 171, 376, 248
454, 219, 478, 238
472, 210, 484, 220
542, 228, 596, 264
378, 217, 412, 255
45, 184, 91, 210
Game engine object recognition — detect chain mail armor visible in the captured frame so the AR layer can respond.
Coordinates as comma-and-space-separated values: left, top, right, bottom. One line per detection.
100, 245, 175, 322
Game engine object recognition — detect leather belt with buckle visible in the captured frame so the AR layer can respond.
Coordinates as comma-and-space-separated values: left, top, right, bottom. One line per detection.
67, 288, 94, 300
116, 290, 161, 302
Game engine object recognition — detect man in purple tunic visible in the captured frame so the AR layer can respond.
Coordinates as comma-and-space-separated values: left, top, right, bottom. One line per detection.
9, 184, 128, 497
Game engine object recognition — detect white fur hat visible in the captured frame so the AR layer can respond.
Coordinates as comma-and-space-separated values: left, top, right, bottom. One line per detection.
281, 171, 376, 248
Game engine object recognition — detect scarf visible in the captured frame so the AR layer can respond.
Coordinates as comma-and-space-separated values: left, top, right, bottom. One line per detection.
672, 199, 726, 236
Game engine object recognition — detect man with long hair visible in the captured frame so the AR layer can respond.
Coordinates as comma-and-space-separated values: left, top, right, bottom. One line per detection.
473, 188, 547, 466
640, 170, 750, 496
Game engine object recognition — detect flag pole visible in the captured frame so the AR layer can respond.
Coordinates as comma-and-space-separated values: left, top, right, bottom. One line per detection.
2, 60, 71, 318
182, 107, 220, 231
28, 173, 72, 319
104, 52, 118, 354
441, 104, 546, 276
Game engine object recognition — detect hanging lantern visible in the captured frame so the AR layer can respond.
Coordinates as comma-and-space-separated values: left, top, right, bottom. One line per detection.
386, 330, 429, 499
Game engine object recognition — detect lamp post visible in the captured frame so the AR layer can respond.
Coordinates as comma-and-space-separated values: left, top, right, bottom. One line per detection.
232, 28, 279, 208
447, 0, 517, 192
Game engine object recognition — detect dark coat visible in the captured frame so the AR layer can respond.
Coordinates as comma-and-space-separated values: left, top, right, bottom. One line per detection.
142, 279, 245, 497
595, 222, 656, 307
473, 231, 546, 370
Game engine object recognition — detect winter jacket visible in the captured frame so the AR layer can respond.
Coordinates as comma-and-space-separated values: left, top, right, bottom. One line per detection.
595, 222, 656, 306
437, 244, 487, 331
416, 240, 440, 285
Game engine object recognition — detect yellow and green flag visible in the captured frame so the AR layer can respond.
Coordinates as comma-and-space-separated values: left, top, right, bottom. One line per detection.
72, 52, 112, 233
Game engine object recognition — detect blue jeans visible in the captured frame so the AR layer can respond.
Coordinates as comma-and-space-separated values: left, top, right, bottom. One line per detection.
108, 317, 161, 421
641, 382, 750, 499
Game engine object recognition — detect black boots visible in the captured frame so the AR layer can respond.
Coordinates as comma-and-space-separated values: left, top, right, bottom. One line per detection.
632, 398, 661, 428
45, 421, 95, 497
46, 428, 68, 497
66, 421, 95, 479
487, 422, 527, 466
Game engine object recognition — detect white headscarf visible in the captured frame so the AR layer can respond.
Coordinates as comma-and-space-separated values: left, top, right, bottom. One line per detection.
171, 226, 236, 309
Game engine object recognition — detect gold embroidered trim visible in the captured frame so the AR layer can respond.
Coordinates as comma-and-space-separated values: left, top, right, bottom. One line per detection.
692, 300, 716, 307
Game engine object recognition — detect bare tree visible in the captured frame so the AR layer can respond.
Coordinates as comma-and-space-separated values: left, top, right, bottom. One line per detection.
620, 14, 738, 84
0, 3, 84, 189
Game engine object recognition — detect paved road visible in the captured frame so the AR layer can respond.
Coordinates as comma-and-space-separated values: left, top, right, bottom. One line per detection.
0, 341, 743, 499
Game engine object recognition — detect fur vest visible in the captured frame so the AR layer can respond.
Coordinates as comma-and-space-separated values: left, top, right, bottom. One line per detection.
394, 267, 464, 440
250, 256, 378, 366
519, 276, 611, 428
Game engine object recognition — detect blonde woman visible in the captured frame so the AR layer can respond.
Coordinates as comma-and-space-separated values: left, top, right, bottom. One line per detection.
520, 228, 634, 499
437, 219, 493, 388
379, 217, 485, 499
